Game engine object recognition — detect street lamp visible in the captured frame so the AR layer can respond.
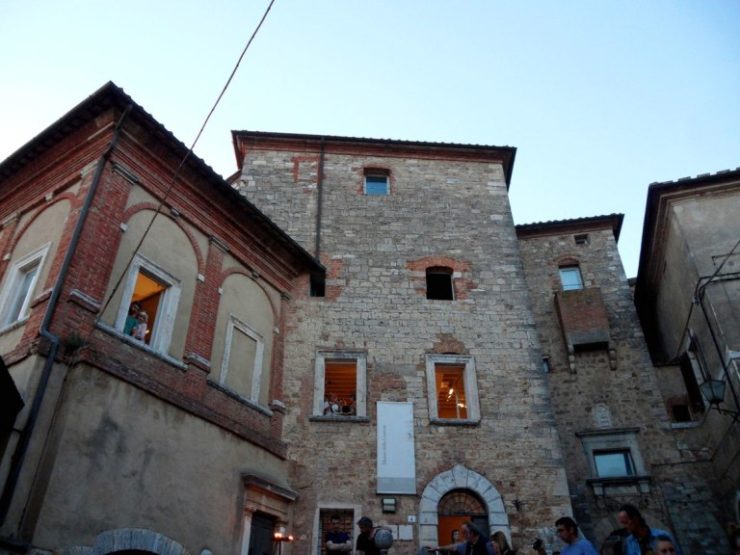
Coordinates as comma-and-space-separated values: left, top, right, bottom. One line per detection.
699, 378, 740, 420
273, 527, 294, 555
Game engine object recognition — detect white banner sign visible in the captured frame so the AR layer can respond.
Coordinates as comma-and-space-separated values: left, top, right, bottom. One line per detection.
376, 401, 416, 493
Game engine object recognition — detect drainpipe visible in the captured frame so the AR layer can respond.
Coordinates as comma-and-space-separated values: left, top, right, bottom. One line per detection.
0, 104, 133, 530
314, 137, 325, 260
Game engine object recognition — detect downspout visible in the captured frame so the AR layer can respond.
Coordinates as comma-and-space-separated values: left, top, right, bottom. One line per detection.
314, 137, 325, 260
0, 104, 133, 529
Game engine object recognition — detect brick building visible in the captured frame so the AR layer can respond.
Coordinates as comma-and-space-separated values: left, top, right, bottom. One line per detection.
0, 84, 322, 554
0, 85, 737, 555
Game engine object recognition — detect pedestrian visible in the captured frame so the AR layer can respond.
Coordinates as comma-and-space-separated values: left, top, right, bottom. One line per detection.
655, 535, 676, 555
325, 514, 352, 553
617, 504, 682, 555
536, 517, 597, 555
356, 516, 380, 555
491, 531, 514, 555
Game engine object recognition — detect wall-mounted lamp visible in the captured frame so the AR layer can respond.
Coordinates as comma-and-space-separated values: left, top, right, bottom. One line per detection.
381, 497, 397, 513
273, 527, 294, 542
699, 378, 740, 420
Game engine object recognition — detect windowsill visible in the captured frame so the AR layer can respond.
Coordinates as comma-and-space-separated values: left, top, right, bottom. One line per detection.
586, 475, 651, 495
96, 321, 186, 369
207, 379, 273, 417
670, 420, 704, 430
430, 418, 481, 427
309, 415, 370, 423
0, 317, 29, 336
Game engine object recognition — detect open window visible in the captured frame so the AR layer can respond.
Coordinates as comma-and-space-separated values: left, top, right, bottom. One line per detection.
116, 255, 181, 354
0, 244, 49, 329
426, 266, 454, 300
364, 168, 390, 196
559, 264, 584, 291
313, 351, 367, 418
425, 354, 480, 423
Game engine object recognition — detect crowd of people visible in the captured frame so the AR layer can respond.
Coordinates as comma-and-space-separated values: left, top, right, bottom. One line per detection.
326, 504, 693, 555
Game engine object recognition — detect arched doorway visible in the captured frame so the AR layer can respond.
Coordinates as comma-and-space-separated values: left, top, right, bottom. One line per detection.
418, 464, 511, 547
437, 489, 488, 546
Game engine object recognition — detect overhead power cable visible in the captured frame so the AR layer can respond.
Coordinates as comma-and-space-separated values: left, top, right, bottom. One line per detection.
96, 0, 277, 324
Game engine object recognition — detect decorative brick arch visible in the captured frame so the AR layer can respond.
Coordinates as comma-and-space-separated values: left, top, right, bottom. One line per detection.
58, 528, 191, 555
418, 464, 510, 545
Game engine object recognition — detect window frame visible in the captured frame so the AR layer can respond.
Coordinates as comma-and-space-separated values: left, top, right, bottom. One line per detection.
363, 168, 390, 196
115, 254, 181, 354
578, 428, 649, 495
426, 266, 455, 300
0, 243, 50, 330
312, 351, 367, 419
559, 264, 584, 291
425, 354, 480, 424
219, 315, 266, 405
593, 449, 636, 478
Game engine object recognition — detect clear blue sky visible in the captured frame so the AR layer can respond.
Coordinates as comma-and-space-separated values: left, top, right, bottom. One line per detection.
1, 1, 738, 277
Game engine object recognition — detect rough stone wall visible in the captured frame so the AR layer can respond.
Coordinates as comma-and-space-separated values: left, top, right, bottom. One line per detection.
237, 147, 572, 553
517, 226, 729, 552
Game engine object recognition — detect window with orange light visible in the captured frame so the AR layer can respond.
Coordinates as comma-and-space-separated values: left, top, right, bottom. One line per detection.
425, 354, 480, 423
435, 364, 468, 419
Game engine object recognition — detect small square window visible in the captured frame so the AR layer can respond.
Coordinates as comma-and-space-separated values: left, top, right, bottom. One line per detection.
426, 267, 454, 300
313, 351, 367, 418
559, 265, 584, 291
593, 450, 635, 477
425, 354, 480, 423
116, 255, 181, 354
574, 234, 589, 245
365, 175, 389, 196
0, 244, 49, 328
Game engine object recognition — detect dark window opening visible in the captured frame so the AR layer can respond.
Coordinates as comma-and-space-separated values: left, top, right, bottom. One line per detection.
426, 267, 454, 300
679, 353, 705, 415
671, 404, 692, 423
310, 273, 325, 297
574, 233, 589, 245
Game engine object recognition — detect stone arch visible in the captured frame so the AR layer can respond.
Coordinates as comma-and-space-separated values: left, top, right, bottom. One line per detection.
419, 464, 510, 545
59, 528, 191, 555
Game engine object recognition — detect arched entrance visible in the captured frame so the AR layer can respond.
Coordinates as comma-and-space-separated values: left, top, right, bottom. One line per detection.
437, 490, 489, 546
419, 464, 510, 546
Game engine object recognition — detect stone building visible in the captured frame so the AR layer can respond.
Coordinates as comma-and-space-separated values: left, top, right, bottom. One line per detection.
0, 84, 737, 555
633, 169, 740, 550
0, 84, 323, 555
232, 131, 573, 553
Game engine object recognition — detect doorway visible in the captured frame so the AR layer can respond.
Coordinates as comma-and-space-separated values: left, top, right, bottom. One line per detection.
249, 512, 276, 555
437, 489, 488, 545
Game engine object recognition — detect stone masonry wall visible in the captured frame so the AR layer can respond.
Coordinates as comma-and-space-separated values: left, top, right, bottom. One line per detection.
517, 226, 729, 553
237, 145, 572, 554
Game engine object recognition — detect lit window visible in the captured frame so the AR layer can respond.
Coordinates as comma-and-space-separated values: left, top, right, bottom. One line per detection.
559, 265, 584, 291
425, 354, 480, 423
426, 266, 454, 300
220, 316, 265, 404
0, 244, 49, 328
313, 351, 367, 418
364, 169, 390, 196
593, 450, 635, 477
116, 255, 181, 354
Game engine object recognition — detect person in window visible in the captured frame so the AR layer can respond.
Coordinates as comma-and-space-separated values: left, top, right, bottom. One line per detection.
132, 311, 149, 341
325, 514, 352, 553
617, 504, 682, 555
535, 517, 596, 555
124, 302, 141, 336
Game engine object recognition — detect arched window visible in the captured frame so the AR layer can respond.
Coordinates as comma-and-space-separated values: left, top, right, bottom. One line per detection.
426, 266, 454, 300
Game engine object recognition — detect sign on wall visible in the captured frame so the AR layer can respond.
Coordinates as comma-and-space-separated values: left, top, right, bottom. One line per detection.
376, 401, 416, 493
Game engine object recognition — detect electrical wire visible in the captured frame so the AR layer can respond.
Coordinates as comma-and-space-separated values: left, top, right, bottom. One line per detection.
96, 0, 277, 324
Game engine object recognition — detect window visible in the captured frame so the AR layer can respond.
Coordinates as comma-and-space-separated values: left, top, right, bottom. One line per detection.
220, 316, 265, 404
574, 234, 589, 245
313, 351, 367, 418
425, 354, 480, 423
593, 450, 635, 477
364, 168, 389, 196
426, 267, 454, 300
116, 255, 181, 354
0, 244, 49, 328
577, 428, 649, 495
559, 265, 584, 291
